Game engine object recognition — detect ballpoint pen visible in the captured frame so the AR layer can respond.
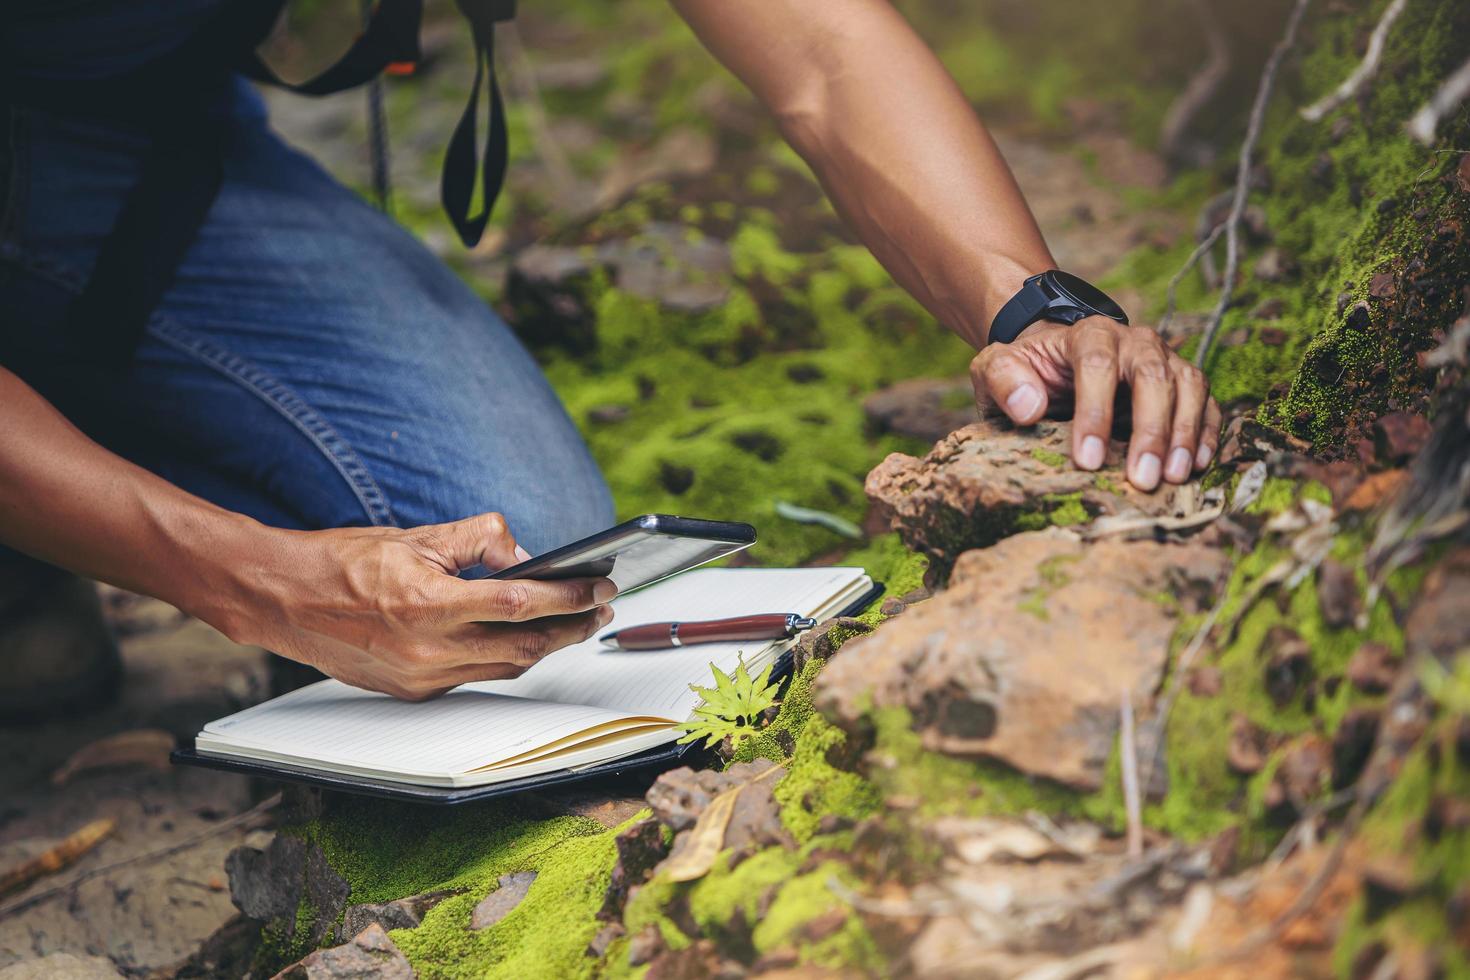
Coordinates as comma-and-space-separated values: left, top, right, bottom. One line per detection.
599, 613, 818, 651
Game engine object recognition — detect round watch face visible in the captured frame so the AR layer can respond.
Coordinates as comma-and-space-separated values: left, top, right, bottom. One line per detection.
1049, 271, 1126, 321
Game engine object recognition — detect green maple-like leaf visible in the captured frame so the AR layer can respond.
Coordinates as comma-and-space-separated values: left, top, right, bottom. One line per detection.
676, 661, 780, 749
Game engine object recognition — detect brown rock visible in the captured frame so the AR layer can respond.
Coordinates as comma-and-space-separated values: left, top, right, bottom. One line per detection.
1405, 546, 1470, 659
227, 834, 350, 951
627, 925, 665, 967
272, 924, 413, 980
1271, 735, 1331, 812
789, 617, 874, 675
469, 871, 537, 930
587, 923, 626, 960
862, 376, 978, 444
1341, 469, 1408, 511
1316, 559, 1361, 629
1227, 714, 1269, 775
817, 529, 1227, 789
1262, 626, 1314, 707
1373, 411, 1431, 465
1187, 665, 1223, 698
1368, 271, 1397, 301
1346, 642, 1400, 694
644, 939, 745, 980
865, 419, 1187, 576
1258, 326, 1288, 346
1362, 855, 1423, 922
338, 889, 458, 941
646, 760, 794, 873
600, 818, 668, 921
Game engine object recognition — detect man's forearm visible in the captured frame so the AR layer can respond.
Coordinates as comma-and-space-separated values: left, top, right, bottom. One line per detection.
0, 366, 271, 631
673, 0, 1054, 349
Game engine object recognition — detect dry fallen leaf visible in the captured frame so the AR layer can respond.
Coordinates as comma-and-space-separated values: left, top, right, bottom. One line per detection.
51, 729, 176, 786
661, 766, 783, 883
0, 818, 115, 898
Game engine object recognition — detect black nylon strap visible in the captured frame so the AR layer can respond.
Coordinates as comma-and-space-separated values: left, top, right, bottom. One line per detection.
240, 0, 423, 96
988, 275, 1052, 345
441, 0, 516, 248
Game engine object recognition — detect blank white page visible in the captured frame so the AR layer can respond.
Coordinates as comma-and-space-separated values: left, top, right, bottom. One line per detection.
480, 566, 873, 718
199, 682, 643, 777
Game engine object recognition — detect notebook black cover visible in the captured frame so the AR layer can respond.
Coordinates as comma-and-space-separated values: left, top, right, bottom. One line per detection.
171, 580, 884, 804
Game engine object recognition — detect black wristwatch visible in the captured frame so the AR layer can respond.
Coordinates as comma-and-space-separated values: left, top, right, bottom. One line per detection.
989, 270, 1128, 344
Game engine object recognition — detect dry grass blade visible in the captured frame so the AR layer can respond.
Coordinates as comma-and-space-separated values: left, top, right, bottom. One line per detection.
1119, 690, 1144, 859
1158, 0, 1232, 162
662, 766, 783, 883
51, 729, 177, 786
0, 818, 115, 899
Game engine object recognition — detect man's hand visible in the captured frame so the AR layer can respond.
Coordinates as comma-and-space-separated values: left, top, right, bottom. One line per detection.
216, 512, 615, 701
970, 316, 1222, 490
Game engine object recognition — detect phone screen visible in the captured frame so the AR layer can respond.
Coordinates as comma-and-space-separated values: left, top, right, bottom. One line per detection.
488, 516, 755, 595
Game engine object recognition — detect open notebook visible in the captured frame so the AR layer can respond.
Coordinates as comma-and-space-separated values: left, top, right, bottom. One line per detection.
192, 566, 873, 789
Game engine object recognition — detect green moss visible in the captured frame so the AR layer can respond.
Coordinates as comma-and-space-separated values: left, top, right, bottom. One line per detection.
752, 863, 881, 970
1030, 447, 1069, 468
868, 706, 1084, 819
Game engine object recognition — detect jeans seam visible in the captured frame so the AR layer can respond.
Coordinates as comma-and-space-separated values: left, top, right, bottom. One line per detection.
0, 248, 398, 529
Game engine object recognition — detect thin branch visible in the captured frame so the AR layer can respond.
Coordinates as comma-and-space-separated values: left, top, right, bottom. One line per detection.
1195, 0, 1313, 369
1160, 220, 1226, 334
1120, 690, 1144, 859
1159, 0, 1233, 160
1300, 0, 1408, 122
1407, 53, 1470, 145
0, 794, 281, 922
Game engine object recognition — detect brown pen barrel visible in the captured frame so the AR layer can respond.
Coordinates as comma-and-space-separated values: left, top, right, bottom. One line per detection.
677, 614, 793, 644
609, 623, 678, 651
611, 614, 795, 650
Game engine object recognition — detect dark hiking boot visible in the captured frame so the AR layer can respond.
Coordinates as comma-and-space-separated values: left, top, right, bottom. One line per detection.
0, 561, 122, 725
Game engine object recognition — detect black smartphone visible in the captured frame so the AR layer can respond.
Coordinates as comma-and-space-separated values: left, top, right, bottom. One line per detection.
488, 515, 756, 595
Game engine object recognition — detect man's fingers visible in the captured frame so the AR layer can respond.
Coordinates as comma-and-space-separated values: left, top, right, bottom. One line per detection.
450, 575, 617, 624
1165, 363, 1209, 484
468, 608, 613, 668
971, 346, 1049, 425
1197, 398, 1223, 471
1122, 338, 1174, 491
414, 511, 523, 573
1068, 323, 1120, 470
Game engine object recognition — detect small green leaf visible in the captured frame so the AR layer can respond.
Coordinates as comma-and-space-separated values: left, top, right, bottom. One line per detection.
677, 661, 782, 748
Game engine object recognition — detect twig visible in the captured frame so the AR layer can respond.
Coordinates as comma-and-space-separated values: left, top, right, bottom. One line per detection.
1265, 786, 1357, 869
0, 793, 280, 921
1120, 690, 1144, 859
1407, 53, 1470, 145
1300, 0, 1408, 122
1195, 0, 1313, 369
1160, 220, 1225, 335
1159, 0, 1233, 161
1138, 586, 1230, 796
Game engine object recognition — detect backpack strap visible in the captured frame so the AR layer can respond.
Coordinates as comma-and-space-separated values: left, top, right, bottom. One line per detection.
441, 0, 517, 248
239, 0, 424, 97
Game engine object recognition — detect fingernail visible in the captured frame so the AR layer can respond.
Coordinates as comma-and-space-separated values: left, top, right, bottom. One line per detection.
1196, 444, 1214, 470
593, 579, 619, 603
598, 606, 614, 626
1133, 452, 1162, 490
1006, 384, 1043, 421
514, 545, 532, 562
1167, 447, 1193, 483
1077, 435, 1105, 470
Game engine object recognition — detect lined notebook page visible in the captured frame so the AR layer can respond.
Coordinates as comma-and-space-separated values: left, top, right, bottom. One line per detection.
479, 566, 872, 719
199, 683, 639, 777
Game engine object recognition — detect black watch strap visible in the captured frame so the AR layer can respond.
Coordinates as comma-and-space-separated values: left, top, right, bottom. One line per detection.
989, 274, 1052, 345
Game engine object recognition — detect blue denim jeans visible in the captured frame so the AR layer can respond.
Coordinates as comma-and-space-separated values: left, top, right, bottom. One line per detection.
0, 79, 614, 556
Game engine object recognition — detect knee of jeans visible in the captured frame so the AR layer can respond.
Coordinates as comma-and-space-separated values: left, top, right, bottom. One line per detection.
400, 468, 616, 557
